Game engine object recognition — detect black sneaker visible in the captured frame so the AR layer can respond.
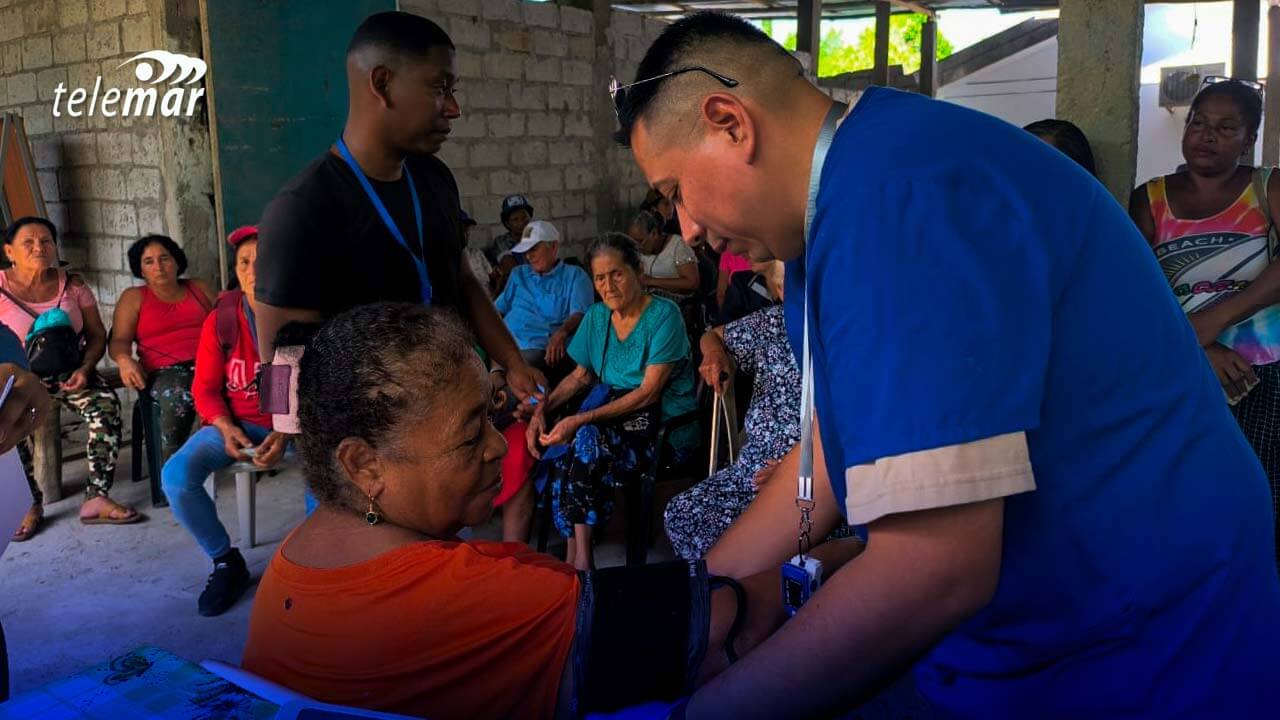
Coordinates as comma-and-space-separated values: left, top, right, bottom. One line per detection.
198, 549, 250, 617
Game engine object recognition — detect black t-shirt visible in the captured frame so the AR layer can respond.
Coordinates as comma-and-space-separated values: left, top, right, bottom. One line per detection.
256, 151, 463, 314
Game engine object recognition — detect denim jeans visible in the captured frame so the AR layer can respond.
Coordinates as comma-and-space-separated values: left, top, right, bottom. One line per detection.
161, 423, 271, 559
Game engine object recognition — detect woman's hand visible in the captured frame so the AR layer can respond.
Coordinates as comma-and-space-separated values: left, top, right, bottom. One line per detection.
213, 417, 254, 460
505, 360, 548, 404
526, 412, 547, 459
1206, 343, 1259, 401
253, 431, 288, 468
0, 364, 51, 453
59, 368, 90, 393
540, 413, 584, 448
116, 357, 147, 391
699, 342, 733, 392
544, 329, 569, 367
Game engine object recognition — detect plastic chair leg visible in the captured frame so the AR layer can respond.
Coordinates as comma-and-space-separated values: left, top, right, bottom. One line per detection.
236, 470, 256, 548
204, 474, 216, 500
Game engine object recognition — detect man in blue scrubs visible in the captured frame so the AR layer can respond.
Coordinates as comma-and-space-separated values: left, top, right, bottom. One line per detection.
620, 12, 1280, 719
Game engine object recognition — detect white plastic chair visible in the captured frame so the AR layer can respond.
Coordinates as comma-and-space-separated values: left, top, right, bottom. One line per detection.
204, 458, 294, 548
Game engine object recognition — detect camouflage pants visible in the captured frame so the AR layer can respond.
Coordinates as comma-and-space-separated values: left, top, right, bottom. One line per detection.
18, 372, 123, 502
148, 362, 197, 464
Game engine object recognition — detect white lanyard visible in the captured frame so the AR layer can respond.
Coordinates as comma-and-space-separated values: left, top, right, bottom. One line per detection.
796, 101, 847, 557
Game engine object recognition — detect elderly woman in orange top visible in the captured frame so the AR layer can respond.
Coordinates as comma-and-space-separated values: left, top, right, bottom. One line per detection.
242, 302, 861, 720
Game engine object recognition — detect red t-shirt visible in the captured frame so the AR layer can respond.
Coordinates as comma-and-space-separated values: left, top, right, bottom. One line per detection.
192, 305, 269, 427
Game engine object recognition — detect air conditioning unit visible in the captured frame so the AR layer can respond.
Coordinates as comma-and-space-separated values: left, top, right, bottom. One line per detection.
1159, 63, 1226, 109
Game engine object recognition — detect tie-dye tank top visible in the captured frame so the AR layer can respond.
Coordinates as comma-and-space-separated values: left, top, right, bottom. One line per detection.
1146, 170, 1280, 366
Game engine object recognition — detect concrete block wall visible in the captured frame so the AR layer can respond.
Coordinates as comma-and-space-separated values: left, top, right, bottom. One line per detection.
0, 0, 213, 327
401, 0, 664, 258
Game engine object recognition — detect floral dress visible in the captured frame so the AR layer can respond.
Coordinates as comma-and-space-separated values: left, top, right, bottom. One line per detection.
664, 305, 801, 559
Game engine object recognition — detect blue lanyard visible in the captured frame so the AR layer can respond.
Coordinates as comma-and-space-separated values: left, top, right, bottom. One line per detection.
335, 137, 432, 304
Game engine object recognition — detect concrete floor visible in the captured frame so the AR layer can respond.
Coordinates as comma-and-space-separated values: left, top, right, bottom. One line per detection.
0, 445, 677, 697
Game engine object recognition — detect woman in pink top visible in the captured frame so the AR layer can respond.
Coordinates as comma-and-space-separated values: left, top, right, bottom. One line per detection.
109, 235, 213, 473
0, 217, 137, 534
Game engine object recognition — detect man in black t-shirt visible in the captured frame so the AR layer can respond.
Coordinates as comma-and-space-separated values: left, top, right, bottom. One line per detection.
255, 11, 545, 400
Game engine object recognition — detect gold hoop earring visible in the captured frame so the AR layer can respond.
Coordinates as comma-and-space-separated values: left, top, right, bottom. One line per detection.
365, 500, 381, 526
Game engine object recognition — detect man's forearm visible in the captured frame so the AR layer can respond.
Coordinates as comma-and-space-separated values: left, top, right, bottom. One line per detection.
461, 269, 524, 368
255, 303, 324, 362
689, 500, 1004, 720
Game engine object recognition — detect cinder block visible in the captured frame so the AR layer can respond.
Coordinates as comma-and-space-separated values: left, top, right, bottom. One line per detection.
561, 7, 592, 36
136, 204, 163, 235
126, 167, 161, 200
86, 23, 119, 60
400, 0, 437, 16
510, 140, 547, 166
101, 202, 137, 237
90, 0, 127, 21
93, 168, 127, 200
452, 113, 487, 138
0, 8, 21, 43
22, 37, 52, 70
59, 0, 89, 28
435, 139, 467, 169
548, 140, 582, 165
7, 73, 35, 104
1, 42, 22, 73
508, 84, 547, 111
32, 139, 62, 169
121, 16, 152, 53
24, 2, 58, 34
547, 86, 580, 112
449, 16, 490, 50
454, 50, 483, 79
74, 200, 105, 233
526, 112, 561, 137
561, 59, 591, 86
563, 114, 591, 138
54, 32, 87, 64
466, 79, 508, 110
494, 30, 532, 54
612, 10, 641, 37
488, 170, 525, 196
529, 168, 562, 193
97, 131, 133, 164
132, 129, 160, 167
437, 0, 480, 16
486, 113, 525, 138
453, 169, 487, 198
126, 0, 148, 14
569, 36, 593, 61
481, 0, 520, 23
564, 166, 597, 191
483, 52, 523, 80
469, 141, 508, 168
37, 68, 68, 102
525, 56, 559, 83
533, 30, 567, 58
22, 104, 53, 135
523, 2, 559, 29
552, 193, 585, 218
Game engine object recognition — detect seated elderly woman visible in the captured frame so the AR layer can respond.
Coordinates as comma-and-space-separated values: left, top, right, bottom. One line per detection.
241, 301, 862, 720
629, 210, 700, 302
666, 262, 797, 559
110, 234, 215, 475
161, 227, 289, 617
528, 234, 699, 571
1, 217, 135, 539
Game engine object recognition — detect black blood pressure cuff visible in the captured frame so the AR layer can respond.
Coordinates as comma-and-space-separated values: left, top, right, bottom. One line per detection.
573, 560, 712, 716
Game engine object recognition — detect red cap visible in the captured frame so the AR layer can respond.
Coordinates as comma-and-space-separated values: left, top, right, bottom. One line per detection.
227, 225, 258, 248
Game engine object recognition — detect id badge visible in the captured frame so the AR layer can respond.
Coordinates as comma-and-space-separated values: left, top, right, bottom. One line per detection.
781, 554, 823, 617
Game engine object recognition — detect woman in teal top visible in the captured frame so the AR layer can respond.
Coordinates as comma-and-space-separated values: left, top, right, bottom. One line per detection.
528, 234, 697, 570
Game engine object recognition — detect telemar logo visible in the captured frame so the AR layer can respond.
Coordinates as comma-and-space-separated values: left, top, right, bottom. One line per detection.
52, 50, 207, 119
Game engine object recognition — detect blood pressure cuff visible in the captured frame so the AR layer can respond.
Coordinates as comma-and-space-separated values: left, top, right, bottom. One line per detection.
573, 559, 711, 716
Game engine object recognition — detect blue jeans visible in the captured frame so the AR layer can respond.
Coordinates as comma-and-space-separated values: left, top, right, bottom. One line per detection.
162, 423, 271, 559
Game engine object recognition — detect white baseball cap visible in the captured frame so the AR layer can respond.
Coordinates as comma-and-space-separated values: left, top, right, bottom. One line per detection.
510, 220, 561, 254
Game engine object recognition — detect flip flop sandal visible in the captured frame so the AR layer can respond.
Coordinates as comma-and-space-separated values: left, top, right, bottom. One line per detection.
12, 511, 42, 542
80, 506, 145, 525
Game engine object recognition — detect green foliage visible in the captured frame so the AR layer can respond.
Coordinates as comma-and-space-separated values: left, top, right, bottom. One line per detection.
778, 15, 954, 78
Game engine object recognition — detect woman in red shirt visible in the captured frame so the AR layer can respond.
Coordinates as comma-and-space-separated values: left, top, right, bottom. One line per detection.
110, 235, 214, 476
161, 227, 288, 617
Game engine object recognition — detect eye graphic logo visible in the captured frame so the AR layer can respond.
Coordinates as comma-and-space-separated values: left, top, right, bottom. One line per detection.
52, 50, 207, 119
119, 50, 208, 86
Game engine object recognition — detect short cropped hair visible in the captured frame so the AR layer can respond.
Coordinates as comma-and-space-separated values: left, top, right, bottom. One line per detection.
126, 234, 189, 279
1023, 119, 1098, 177
615, 12, 794, 147
347, 11, 454, 60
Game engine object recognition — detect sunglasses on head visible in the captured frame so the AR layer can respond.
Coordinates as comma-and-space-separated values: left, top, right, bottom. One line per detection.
1201, 75, 1264, 95
609, 66, 740, 119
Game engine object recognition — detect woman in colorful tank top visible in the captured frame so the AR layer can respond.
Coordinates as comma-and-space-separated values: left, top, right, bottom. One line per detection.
109, 235, 214, 478
1131, 78, 1280, 567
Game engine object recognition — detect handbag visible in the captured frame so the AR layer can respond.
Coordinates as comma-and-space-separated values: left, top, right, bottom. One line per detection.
707, 388, 738, 476
0, 283, 83, 379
